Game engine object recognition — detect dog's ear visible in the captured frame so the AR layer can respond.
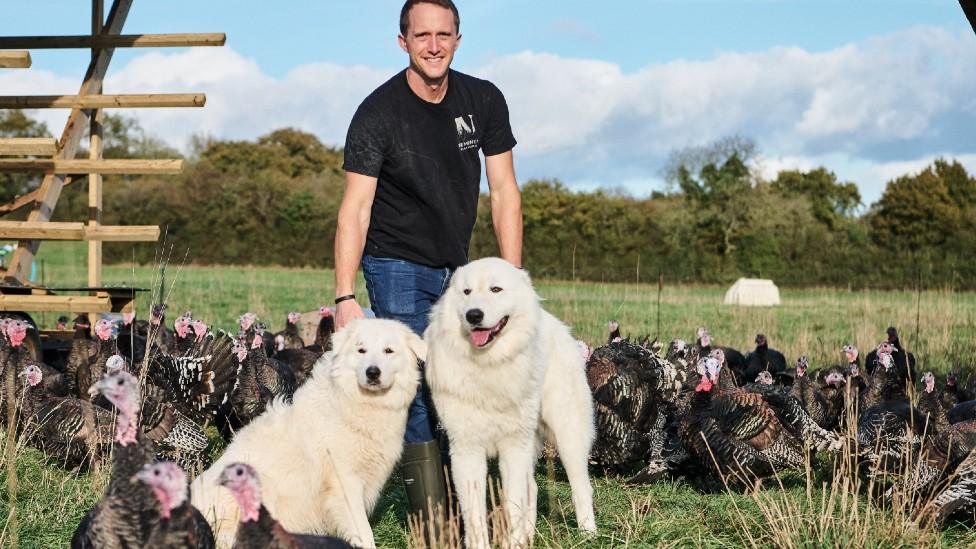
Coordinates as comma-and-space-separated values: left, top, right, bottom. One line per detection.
330, 321, 353, 355
405, 331, 427, 363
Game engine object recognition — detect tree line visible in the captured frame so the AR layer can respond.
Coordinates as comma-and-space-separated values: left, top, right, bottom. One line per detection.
3, 112, 974, 288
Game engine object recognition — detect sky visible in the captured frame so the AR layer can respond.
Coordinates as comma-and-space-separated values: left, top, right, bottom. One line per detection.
3, 0, 975, 206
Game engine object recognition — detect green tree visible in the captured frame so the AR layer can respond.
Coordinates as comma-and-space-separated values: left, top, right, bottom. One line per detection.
867, 159, 975, 253
771, 167, 861, 229
677, 153, 755, 264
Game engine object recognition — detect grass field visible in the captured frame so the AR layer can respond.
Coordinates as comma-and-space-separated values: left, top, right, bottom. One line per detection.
3, 241, 976, 547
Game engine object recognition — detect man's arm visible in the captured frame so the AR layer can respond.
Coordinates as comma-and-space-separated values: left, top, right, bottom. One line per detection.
485, 150, 522, 268
334, 171, 379, 330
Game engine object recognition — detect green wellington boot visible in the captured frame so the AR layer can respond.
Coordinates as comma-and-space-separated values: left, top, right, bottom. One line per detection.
402, 440, 450, 547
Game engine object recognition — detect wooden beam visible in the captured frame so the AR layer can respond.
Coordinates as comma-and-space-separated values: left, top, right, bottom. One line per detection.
0, 221, 160, 241
0, 33, 226, 50
7, 0, 133, 282
0, 221, 85, 240
0, 294, 114, 313
85, 225, 160, 241
0, 51, 31, 68
0, 178, 72, 216
0, 138, 58, 156
89, 0, 104, 291
0, 93, 207, 109
0, 159, 184, 174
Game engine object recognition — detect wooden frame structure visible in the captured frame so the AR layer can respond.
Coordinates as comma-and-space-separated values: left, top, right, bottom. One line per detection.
0, 0, 224, 316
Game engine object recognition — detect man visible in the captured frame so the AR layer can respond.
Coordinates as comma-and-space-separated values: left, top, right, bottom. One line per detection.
333, 0, 523, 532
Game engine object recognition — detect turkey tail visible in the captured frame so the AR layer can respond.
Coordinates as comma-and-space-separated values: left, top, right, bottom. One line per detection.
147, 330, 239, 423
751, 384, 841, 452
923, 448, 976, 526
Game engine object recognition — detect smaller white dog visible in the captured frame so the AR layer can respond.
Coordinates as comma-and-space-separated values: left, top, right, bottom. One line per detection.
191, 318, 423, 548
426, 258, 597, 548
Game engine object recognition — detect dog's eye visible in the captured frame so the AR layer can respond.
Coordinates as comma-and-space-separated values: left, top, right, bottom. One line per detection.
463, 289, 471, 295
357, 348, 366, 354
490, 286, 503, 293
384, 348, 394, 354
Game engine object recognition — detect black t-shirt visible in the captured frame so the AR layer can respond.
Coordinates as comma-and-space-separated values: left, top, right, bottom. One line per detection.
343, 68, 517, 269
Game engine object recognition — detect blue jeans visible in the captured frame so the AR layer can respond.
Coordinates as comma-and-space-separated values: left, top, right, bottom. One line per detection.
362, 254, 452, 444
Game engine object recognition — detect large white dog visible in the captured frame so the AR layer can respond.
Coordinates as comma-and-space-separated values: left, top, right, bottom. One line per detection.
190, 318, 424, 548
425, 257, 597, 548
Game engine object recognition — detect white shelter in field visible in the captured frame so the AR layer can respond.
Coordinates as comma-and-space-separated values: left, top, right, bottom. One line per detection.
724, 278, 781, 306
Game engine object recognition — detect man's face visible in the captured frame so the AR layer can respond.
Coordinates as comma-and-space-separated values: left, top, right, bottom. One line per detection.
398, 3, 460, 82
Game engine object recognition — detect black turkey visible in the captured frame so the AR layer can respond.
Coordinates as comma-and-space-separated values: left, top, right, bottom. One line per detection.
923, 446, 976, 526
917, 372, 951, 434
149, 303, 176, 356
218, 462, 355, 548
217, 335, 280, 439
585, 339, 683, 480
789, 356, 833, 430
887, 374, 976, 504
692, 327, 747, 385
145, 328, 241, 426
842, 345, 867, 401
21, 365, 114, 469
172, 311, 196, 356
678, 357, 809, 484
117, 311, 148, 369
864, 326, 916, 383
856, 347, 924, 475
139, 376, 211, 476
274, 311, 306, 351
81, 318, 122, 402
819, 367, 850, 431
63, 316, 98, 400
72, 371, 160, 548
714, 348, 840, 453
28, 357, 68, 398
304, 306, 335, 353
251, 325, 297, 399
942, 371, 973, 410
607, 320, 622, 344
1, 319, 31, 420
272, 345, 322, 387
135, 461, 215, 548
742, 333, 787, 383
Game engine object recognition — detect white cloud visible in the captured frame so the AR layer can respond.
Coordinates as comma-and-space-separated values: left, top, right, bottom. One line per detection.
4, 26, 976, 206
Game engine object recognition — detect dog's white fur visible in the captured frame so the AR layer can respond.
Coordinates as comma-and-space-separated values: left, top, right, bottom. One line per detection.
190, 318, 423, 548
425, 257, 597, 548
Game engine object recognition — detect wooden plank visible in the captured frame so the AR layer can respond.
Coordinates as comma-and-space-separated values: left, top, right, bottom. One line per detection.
84, 225, 159, 241
89, 0, 104, 291
0, 33, 226, 49
0, 51, 31, 68
0, 294, 113, 313
0, 221, 159, 241
0, 159, 184, 174
0, 93, 207, 109
0, 221, 85, 240
0, 138, 58, 156
6, 0, 133, 282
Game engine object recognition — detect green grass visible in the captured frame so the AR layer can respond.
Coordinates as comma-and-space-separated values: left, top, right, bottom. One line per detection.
3, 240, 976, 547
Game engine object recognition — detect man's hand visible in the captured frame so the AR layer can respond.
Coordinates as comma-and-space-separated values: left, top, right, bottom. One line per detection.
335, 299, 366, 331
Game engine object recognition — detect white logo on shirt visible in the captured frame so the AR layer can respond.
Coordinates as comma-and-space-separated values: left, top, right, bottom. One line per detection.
455, 114, 476, 137
455, 114, 479, 151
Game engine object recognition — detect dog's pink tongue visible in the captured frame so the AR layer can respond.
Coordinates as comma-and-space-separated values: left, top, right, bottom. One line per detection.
470, 329, 491, 347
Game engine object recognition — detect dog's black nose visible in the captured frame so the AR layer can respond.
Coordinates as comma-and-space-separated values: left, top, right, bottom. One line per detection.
465, 309, 484, 325
365, 366, 381, 381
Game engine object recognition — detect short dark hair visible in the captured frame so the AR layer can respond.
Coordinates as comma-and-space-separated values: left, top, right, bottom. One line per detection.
399, 0, 460, 36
